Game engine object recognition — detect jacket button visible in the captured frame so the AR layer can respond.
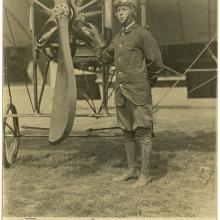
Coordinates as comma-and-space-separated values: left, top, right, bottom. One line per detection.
119, 44, 122, 47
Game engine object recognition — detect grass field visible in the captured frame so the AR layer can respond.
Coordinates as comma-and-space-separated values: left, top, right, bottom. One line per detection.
3, 107, 216, 217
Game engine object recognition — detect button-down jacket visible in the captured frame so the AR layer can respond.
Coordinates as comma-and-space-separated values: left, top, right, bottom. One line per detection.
102, 22, 163, 106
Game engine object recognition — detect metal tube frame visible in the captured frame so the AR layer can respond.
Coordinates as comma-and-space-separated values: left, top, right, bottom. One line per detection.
140, 0, 147, 28
31, 4, 40, 113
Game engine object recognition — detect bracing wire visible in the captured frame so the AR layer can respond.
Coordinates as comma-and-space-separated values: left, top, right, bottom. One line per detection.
98, 69, 115, 114
4, 6, 35, 112
153, 74, 217, 114
4, 7, 17, 49
77, 88, 97, 113
82, 69, 97, 113
4, 7, 32, 40
153, 34, 217, 109
187, 75, 217, 94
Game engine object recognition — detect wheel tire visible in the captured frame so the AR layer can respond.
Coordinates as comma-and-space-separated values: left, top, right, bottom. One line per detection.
3, 104, 19, 168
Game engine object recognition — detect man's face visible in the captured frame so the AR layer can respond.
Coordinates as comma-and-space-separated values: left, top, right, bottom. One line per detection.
115, 5, 132, 26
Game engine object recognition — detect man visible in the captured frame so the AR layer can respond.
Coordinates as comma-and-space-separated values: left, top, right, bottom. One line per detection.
93, 0, 163, 188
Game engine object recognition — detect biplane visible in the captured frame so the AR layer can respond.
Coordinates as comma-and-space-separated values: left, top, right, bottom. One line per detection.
3, 0, 217, 167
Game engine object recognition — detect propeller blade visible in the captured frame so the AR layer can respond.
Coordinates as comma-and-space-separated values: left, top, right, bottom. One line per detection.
49, 15, 77, 144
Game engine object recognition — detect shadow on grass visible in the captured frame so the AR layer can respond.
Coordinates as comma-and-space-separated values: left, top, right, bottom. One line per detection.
150, 153, 168, 181
15, 130, 215, 178
153, 130, 216, 152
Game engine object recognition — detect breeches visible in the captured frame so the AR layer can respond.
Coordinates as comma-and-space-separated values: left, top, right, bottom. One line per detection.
116, 98, 153, 131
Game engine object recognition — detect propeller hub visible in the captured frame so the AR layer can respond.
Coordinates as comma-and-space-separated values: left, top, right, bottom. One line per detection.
54, 3, 69, 19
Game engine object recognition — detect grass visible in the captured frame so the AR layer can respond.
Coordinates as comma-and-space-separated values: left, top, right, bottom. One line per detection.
3, 108, 216, 217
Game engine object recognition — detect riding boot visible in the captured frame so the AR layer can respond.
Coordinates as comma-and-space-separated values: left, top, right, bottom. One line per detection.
113, 139, 138, 181
132, 129, 152, 188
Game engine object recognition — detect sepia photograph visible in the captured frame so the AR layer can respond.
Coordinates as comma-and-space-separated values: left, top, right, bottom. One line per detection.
3, 0, 217, 219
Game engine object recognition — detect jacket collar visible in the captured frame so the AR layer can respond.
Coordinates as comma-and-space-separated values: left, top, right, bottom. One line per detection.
121, 21, 136, 34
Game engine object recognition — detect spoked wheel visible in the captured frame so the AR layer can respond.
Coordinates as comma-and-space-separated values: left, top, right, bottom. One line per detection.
3, 104, 19, 168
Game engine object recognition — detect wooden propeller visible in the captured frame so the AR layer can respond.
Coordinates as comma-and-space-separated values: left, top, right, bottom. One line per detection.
48, 0, 77, 144
32, 0, 105, 144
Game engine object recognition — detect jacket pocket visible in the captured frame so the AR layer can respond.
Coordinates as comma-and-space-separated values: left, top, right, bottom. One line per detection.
115, 87, 125, 107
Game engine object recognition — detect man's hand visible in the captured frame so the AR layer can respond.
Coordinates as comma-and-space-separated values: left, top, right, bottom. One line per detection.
87, 23, 107, 49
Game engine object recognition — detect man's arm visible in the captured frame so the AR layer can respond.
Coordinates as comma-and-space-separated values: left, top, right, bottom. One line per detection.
141, 31, 163, 87
101, 40, 114, 64
87, 23, 114, 64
